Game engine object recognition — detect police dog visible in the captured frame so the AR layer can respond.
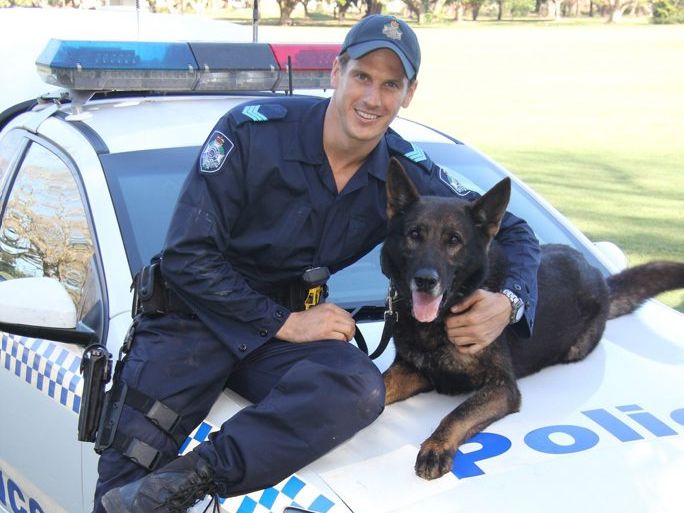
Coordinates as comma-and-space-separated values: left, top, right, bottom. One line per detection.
381, 157, 684, 480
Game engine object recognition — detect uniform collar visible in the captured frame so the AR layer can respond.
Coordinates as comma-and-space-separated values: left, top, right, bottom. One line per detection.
284, 97, 392, 179
284, 98, 328, 164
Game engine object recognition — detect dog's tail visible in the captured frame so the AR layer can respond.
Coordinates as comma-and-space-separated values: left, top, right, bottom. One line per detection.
607, 261, 684, 319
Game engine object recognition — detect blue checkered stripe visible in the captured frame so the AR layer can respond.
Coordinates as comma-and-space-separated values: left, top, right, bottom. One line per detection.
1, 333, 83, 414
1, 333, 344, 513
181, 422, 344, 513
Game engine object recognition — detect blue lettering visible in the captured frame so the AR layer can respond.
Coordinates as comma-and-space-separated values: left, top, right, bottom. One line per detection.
582, 408, 643, 441
0, 470, 6, 505
525, 425, 599, 454
618, 404, 678, 437
8, 479, 27, 513
670, 408, 684, 426
29, 499, 44, 513
452, 432, 512, 478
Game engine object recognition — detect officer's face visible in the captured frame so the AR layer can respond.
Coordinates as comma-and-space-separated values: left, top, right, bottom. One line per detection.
329, 49, 417, 145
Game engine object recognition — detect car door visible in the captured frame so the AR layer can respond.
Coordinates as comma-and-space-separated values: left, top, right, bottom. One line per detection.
0, 130, 107, 513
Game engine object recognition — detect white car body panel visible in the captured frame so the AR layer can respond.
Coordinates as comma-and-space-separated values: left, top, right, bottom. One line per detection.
1, 31, 683, 513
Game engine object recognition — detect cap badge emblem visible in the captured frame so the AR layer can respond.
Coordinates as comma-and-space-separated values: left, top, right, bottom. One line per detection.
382, 20, 403, 41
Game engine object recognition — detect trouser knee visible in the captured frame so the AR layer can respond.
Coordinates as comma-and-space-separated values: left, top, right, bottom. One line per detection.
309, 348, 386, 435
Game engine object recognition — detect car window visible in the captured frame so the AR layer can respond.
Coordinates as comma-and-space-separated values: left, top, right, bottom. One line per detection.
101, 146, 198, 274
102, 138, 605, 311
0, 141, 102, 322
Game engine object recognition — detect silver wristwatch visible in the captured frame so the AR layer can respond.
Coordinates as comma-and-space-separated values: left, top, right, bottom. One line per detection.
501, 289, 525, 325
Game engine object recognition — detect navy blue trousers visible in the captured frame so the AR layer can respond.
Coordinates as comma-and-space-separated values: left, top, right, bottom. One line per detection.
92, 313, 385, 512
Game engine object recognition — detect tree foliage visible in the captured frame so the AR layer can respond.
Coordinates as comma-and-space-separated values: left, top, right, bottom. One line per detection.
652, 0, 684, 22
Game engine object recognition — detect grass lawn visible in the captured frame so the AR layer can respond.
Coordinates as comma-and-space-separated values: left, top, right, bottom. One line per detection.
230, 12, 684, 311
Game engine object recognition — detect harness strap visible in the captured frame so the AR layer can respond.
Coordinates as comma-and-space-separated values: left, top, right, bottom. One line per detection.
354, 285, 398, 360
125, 387, 186, 447
110, 432, 163, 471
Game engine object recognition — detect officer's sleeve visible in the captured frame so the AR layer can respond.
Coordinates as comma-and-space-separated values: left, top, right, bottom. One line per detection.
416, 160, 541, 338
160, 113, 289, 357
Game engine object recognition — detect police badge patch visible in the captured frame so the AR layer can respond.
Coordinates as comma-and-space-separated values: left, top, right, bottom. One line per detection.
383, 20, 403, 41
439, 167, 470, 196
200, 131, 234, 174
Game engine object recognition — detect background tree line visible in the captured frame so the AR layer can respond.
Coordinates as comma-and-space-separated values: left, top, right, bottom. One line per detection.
1, 0, 682, 26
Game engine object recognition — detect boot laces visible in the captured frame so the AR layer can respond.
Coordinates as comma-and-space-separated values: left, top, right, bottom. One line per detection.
202, 494, 221, 513
157, 469, 220, 513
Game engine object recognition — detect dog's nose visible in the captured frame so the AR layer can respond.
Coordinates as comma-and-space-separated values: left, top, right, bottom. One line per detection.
413, 268, 440, 292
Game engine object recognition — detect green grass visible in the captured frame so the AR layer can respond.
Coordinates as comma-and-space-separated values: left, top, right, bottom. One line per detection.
233, 17, 684, 311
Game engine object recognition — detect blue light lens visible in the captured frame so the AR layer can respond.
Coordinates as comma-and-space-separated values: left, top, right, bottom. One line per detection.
36, 40, 197, 71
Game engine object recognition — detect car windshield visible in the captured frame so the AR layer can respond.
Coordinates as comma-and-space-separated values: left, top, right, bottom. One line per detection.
102, 138, 604, 310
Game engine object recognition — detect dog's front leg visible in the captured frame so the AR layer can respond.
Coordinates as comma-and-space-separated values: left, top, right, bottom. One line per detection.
415, 378, 521, 480
383, 359, 433, 405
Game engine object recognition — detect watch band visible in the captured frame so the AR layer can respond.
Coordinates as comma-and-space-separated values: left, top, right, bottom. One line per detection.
501, 289, 524, 325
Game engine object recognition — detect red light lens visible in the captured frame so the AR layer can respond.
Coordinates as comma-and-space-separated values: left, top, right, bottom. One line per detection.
269, 44, 341, 71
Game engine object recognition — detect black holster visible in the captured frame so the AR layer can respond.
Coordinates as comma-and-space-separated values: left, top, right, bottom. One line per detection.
78, 344, 113, 442
132, 261, 194, 317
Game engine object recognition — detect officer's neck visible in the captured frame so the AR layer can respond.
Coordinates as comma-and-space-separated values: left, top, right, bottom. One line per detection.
323, 124, 380, 193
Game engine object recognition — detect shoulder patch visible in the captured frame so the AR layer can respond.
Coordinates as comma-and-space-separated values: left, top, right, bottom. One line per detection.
200, 131, 234, 174
233, 103, 288, 125
439, 167, 470, 196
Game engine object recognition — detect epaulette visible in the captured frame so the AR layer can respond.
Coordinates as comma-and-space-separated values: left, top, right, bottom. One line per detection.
386, 131, 433, 173
231, 103, 288, 126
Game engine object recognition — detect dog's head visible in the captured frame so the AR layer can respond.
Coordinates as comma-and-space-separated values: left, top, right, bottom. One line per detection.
381, 157, 511, 323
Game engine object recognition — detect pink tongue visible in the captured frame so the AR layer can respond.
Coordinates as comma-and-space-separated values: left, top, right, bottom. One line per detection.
412, 291, 443, 323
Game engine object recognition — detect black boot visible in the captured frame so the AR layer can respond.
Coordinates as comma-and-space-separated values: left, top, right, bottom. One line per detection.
101, 451, 220, 513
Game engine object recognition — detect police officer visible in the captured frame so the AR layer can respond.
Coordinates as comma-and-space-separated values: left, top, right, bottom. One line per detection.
97, 15, 540, 513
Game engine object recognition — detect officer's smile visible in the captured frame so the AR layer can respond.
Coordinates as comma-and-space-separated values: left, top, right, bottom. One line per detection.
355, 108, 381, 122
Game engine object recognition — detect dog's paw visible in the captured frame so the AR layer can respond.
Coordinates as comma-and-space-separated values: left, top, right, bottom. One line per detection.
415, 441, 454, 480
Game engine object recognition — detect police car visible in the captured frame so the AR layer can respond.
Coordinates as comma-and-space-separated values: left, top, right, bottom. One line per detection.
1, 32, 683, 513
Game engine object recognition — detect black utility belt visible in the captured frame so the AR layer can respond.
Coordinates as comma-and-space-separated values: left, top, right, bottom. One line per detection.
132, 263, 331, 317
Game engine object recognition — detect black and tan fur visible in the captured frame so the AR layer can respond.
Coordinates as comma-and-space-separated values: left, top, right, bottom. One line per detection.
381, 157, 684, 480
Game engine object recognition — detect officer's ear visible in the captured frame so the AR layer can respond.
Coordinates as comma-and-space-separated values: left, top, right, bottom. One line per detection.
331, 57, 342, 89
401, 79, 418, 109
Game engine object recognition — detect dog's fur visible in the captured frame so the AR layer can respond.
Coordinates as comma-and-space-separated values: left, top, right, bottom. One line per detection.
381, 157, 684, 480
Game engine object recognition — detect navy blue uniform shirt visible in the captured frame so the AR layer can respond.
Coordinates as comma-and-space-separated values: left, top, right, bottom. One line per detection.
161, 97, 541, 358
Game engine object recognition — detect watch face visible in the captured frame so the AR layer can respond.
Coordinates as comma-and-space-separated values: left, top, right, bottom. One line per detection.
514, 302, 525, 322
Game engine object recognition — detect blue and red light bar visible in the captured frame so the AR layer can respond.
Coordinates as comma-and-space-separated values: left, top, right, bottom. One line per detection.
36, 40, 342, 93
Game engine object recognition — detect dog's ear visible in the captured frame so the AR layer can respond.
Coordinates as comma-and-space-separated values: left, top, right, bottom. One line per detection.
470, 177, 512, 240
387, 157, 420, 219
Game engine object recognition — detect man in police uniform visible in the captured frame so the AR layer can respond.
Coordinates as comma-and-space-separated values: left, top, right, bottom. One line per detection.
98, 15, 540, 513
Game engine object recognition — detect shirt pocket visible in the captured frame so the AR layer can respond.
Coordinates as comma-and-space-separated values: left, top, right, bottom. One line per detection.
263, 203, 313, 267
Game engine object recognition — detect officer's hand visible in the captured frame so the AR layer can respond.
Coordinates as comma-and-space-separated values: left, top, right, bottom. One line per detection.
276, 303, 356, 343
445, 289, 511, 354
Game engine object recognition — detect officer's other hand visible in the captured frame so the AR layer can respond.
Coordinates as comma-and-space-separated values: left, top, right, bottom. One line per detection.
276, 303, 356, 343
445, 289, 511, 354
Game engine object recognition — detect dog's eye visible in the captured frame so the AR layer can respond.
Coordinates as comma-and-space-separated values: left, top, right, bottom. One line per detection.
447, 233, 463, 246
408, 229, 421, 240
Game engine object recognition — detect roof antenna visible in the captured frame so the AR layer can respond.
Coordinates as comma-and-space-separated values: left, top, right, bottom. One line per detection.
252, 0, 259, 43
136, 0, 141, 40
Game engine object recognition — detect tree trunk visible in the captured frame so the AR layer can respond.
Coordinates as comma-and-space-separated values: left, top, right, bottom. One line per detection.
454, 2, 465, 21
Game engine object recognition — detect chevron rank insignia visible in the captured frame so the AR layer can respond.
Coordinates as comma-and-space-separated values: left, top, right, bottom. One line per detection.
200, 131, 234, 174
233, 103, 288, 125
404, 143, 427, 163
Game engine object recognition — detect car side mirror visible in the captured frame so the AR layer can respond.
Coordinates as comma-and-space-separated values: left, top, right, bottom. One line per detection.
594, 241, 629, 273
0, 276, 77, 329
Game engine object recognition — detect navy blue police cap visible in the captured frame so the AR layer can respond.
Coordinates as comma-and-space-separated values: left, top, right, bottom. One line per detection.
340, 15, 421, 81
